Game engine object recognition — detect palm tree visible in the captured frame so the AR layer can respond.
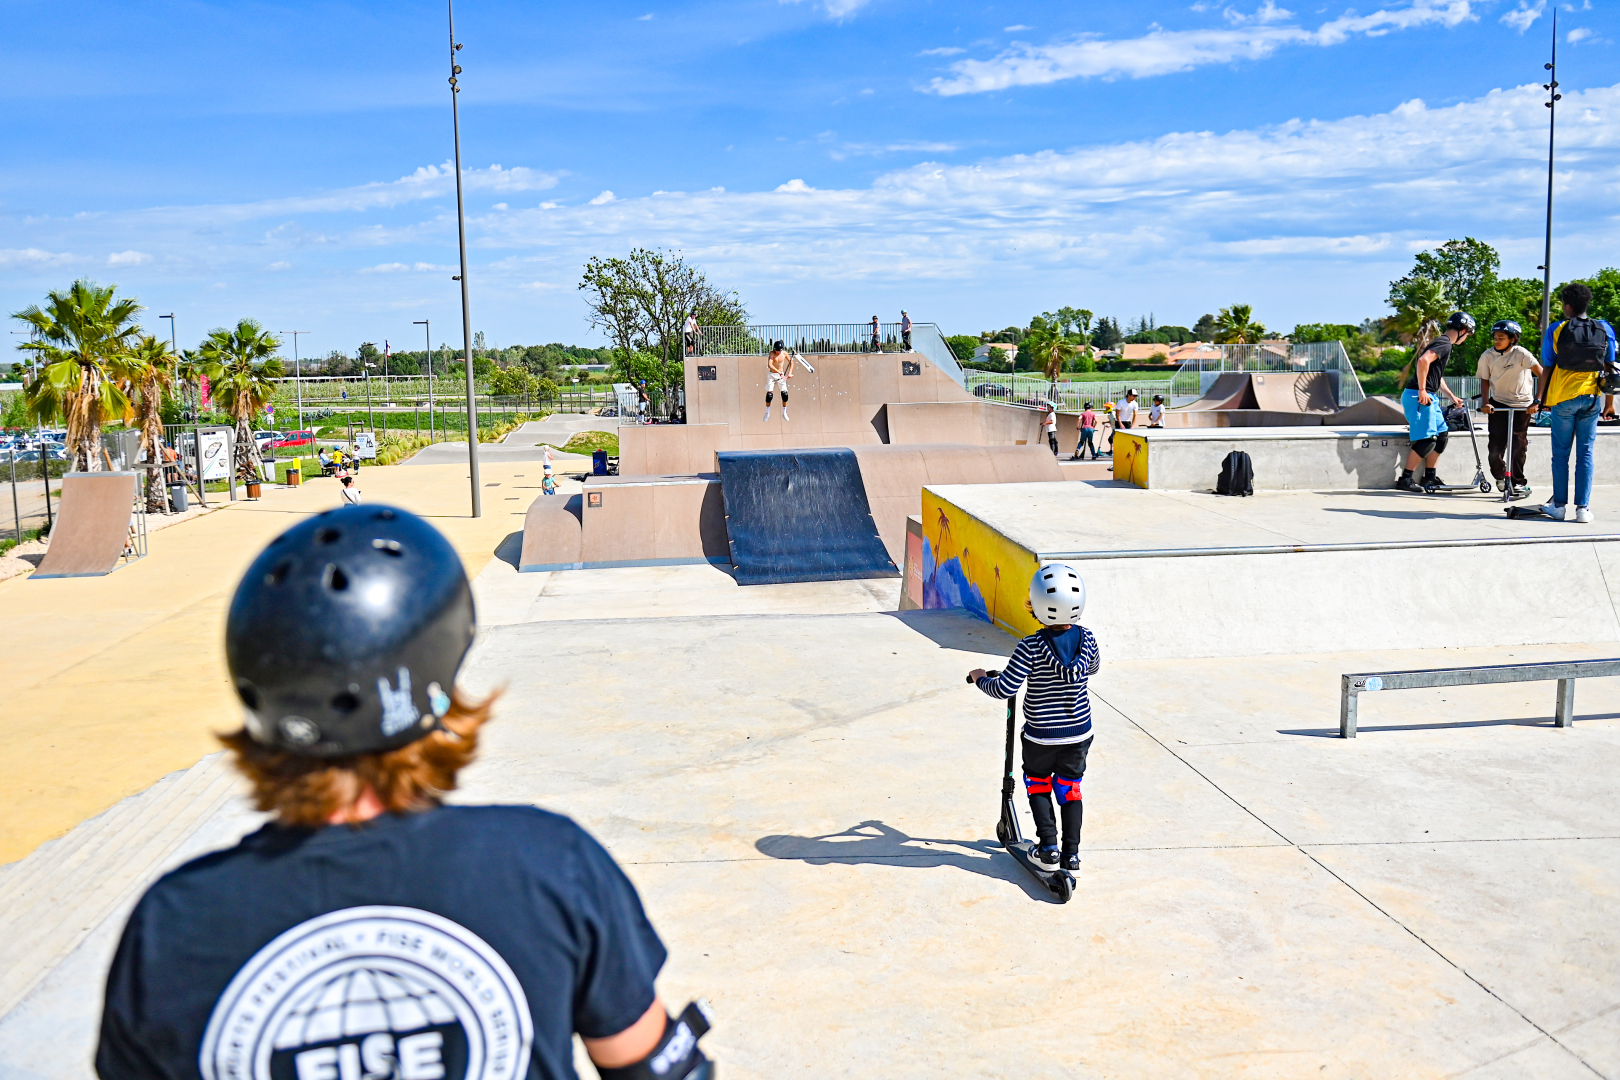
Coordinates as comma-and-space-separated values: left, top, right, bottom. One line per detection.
1024, 317, 1082, 399
1214, 304, 1267, 345
198, 319, 283, 483
128, 335, 178, 512
12, 280, 142, 471
1385, 277, 1451, 355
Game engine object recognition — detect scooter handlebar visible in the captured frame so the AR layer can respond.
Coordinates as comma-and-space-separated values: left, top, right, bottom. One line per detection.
965, 669, 1001, 684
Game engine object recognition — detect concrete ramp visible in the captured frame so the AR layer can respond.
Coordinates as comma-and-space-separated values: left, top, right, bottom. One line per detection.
1180, 372, 1258, 411
32, 472, 140, 579
718, 448, 897, 585
1251, 371, 1338, 413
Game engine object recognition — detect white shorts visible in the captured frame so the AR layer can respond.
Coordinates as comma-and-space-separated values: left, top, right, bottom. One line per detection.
766, 372, 789, 392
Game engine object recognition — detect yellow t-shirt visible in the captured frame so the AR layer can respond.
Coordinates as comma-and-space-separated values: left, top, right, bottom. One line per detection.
1546, 366, 1600, 408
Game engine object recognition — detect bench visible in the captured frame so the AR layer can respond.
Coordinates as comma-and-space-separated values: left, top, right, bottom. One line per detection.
1339, 658, 1620, 738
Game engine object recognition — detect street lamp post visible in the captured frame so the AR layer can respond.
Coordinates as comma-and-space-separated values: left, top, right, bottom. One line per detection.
447, 0, 481, 517
1539, 9, 1562, 335
281, 330, 308, 435
414, 319, 435, 442
360, 343, 377, 433
158, 314, 187, 418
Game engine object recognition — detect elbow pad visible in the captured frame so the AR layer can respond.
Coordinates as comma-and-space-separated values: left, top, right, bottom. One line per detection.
597, 1001, 714, 1080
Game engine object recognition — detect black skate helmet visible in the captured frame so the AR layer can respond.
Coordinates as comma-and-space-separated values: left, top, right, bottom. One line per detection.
226, 505, 476, 757
773, 339, 785, 350
1491, 319, 1523, 342
1446, 311, 1477, 334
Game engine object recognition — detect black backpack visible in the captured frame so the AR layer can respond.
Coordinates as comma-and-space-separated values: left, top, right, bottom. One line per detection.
1552, 317, 1610, 372
1217, 450, 1254, 496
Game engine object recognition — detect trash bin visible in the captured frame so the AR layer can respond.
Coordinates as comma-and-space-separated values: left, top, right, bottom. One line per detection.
286, 467, 301, 487
246, 480, 262, 500
169, 484, 188, 514
592, 450, 608, 476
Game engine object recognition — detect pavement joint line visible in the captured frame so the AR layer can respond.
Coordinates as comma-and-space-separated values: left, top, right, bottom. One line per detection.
1157, 488, 1309, 547
1093, 689, 1608, 1079
1301, 835, 1620, 848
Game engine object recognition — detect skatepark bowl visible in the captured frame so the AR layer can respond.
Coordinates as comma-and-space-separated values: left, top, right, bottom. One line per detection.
1, 353, 1619, 1078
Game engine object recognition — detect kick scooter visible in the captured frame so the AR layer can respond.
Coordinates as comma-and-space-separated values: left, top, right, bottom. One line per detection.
1423, 401, 1493, 494
969, 671, 1074, 903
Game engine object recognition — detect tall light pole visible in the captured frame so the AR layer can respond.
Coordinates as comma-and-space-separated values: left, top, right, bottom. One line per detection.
448, 0, 481, 516
1539, 9, 1562, 336
360, 342, 377, 432
414, 319, 435, 442
158, 314, 188, 419
282, 330, 308, 434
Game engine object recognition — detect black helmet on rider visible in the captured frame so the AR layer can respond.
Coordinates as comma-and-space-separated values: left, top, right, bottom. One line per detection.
225, 505, 476, 757
1491, 319, 1522, 343
1446, 311, 1477, 335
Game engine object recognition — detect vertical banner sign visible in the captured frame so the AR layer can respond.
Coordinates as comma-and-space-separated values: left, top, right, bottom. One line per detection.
199, 374, 212, 410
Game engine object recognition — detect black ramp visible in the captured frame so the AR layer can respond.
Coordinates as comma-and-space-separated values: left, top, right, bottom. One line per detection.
717, 448, 899, 585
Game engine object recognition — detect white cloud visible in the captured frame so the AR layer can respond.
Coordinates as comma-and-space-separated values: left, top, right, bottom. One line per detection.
637, 12, 654, 20
1500, 0, 1544, 32
268, 261, 292, 270
0, 248, 76, 267
588, 190, 616, 205
926, 1, 1475, 94
107, 250, 151, 266
359, 261, 448, 273
774, 179, 817, 192
781, 0, 871, 19
1223, 2, 1293, 24
1004, 24, 1033, 31
1568, 26, 1592, 41
919, 46, 966, 56
828, 140, 960, 160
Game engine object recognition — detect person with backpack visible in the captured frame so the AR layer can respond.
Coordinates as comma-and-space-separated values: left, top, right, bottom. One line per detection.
1534, 282, 1617, 522
1477, 319, 1543, 496
97, 507, 714, 1080
1395, 312, 1472, 492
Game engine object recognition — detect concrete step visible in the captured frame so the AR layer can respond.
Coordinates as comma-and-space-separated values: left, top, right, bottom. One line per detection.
0, 753, 246, 1018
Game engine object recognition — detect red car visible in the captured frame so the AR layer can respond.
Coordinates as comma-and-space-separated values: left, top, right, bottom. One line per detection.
271, 430, 316, 449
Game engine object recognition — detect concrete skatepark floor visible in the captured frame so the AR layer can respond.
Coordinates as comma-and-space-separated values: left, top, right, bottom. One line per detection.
1, 475, 1618, 1078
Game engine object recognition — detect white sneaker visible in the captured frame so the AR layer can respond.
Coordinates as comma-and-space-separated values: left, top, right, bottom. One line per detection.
782, 409, 790, 422
763, 408, 771, 421
1575, 506, 1593, 523
1540, 503, 1567, 520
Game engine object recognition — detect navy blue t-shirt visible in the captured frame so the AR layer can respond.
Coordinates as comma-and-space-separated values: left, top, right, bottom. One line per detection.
96, 806, 666, 1080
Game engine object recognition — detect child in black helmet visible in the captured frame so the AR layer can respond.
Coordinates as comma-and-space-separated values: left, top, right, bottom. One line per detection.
1397, 312, 1471, 492
97, 506, 713, 1080
967, 563, 1100, 873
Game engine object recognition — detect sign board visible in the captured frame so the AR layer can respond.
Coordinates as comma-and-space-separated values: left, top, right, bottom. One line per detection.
353, 431, 377, 460
198, 431, 229, 480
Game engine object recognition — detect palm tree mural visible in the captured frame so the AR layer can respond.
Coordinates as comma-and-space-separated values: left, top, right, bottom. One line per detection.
198, 320, 283, 483
12, 280, 142, 471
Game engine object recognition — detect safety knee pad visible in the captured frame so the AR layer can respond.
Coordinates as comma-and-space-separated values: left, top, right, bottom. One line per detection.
1410, 436, 1437, 457
765, 392, 773, 405
1052, 774, 1083, 804
781, 390, 789, 403
1434, 430, 1450, 454
1023, 774, 1053, 795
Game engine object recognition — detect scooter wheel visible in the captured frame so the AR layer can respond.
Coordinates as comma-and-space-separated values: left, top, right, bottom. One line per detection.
1479, 480, 1493, 493
1051, 873, 1074, 903
996, 821, 1012, 845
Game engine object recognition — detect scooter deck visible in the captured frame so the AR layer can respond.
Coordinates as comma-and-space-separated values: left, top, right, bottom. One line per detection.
997, 813, 1074, 902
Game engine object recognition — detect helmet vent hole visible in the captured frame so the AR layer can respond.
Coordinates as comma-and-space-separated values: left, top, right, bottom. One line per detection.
316, 527, 341, 544
330, 690, 361, 714
372, 539, 404, 556
375, 509, 396, 520
323, 564, 349, 592
266, 559, 294, 586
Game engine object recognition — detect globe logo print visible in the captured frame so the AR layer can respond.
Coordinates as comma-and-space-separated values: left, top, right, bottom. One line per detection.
200, 907, 533, 1080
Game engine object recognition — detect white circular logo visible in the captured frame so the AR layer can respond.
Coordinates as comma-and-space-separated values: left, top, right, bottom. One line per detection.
200, 907, 533, 1080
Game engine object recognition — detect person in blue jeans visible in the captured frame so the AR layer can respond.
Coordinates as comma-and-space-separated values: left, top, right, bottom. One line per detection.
1536, 282, 1616, 522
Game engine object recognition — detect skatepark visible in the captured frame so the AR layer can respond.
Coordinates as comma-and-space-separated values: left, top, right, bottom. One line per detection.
1, 336, 1617, 1078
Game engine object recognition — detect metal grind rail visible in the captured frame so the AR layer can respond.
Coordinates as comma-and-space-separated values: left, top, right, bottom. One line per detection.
1039, 533, 1620, 562
1340, 658, 1620, 738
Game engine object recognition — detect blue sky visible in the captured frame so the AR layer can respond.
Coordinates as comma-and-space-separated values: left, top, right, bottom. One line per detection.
3, 0, 1618, 355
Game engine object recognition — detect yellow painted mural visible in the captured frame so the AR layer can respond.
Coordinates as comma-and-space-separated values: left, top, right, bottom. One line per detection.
1113, 431, 1149, 488
919, 488, 1042, 639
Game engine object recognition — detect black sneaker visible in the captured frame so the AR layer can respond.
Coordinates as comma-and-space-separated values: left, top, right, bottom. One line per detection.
1423, 476, 1444, 493
1031, 845, 1059, 868
1395, 475, 1423, 492
1060, 852, 1080, 872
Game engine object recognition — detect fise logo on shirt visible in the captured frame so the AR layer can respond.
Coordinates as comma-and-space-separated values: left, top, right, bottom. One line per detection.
200, 907, 533, 1080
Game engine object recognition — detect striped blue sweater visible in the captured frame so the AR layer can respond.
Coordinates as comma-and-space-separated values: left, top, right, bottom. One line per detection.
976, 626, 1101, 744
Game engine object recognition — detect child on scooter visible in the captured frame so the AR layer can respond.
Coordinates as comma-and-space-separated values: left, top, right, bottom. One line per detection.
967, 563, 1099, 873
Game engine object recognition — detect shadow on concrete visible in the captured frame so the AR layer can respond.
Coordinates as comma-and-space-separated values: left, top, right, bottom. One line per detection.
493, 531, 522, 570
755, 819, 1059, 902
1278, 713, 1620, 737
1320, 505, 1506, 522
884, 609, 1014, 656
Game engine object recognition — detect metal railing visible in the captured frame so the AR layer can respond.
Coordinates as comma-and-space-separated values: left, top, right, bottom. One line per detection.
962, 372, 1180, 412
695, 323, 966, 389
1339, 657, 1620, 737
1172, 341, 1366, 406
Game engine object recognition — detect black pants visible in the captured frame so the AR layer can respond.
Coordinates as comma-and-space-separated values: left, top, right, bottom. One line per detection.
1107, 419, 1131, 449
1022, 736, 1091, 852
1487, 401, 1531, 484
1047, 432, 1058, 455
902, 330, 912, 350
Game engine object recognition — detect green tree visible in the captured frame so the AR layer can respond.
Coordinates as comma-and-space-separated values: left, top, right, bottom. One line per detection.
1090, 317, 1123, 350
129, 335, 178, 511
1395, 238, 1500, 312
12, 279, 142, 471
199, 319, 283, 482
946, 334, 981, 362
1289, 323, 1359, 344
1023, 316, 1082, 392
489, 367, 534, 396
1384, 277, 1451, 356
1214, 304, 1267, 344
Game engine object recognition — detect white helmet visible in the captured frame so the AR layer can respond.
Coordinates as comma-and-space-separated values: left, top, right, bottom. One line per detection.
1028, 562, 1086, 626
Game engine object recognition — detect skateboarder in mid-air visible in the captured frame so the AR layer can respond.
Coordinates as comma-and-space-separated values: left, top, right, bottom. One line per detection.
97, 506, 713, 1080
764, 338, 795, 421
967, 562, 1099, 874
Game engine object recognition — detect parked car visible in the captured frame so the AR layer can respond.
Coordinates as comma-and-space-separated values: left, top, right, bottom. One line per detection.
972, 384, 1012, 400
271, 430, 316, 449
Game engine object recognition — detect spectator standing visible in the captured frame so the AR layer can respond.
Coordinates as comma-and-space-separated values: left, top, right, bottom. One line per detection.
869, 315, 881, 352
900, 310, 913, 351
1476, 319, 1542, 496
1072, 402, 1098, 460
1109, 390, 1138, 452
1535, 282, 1616, 522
